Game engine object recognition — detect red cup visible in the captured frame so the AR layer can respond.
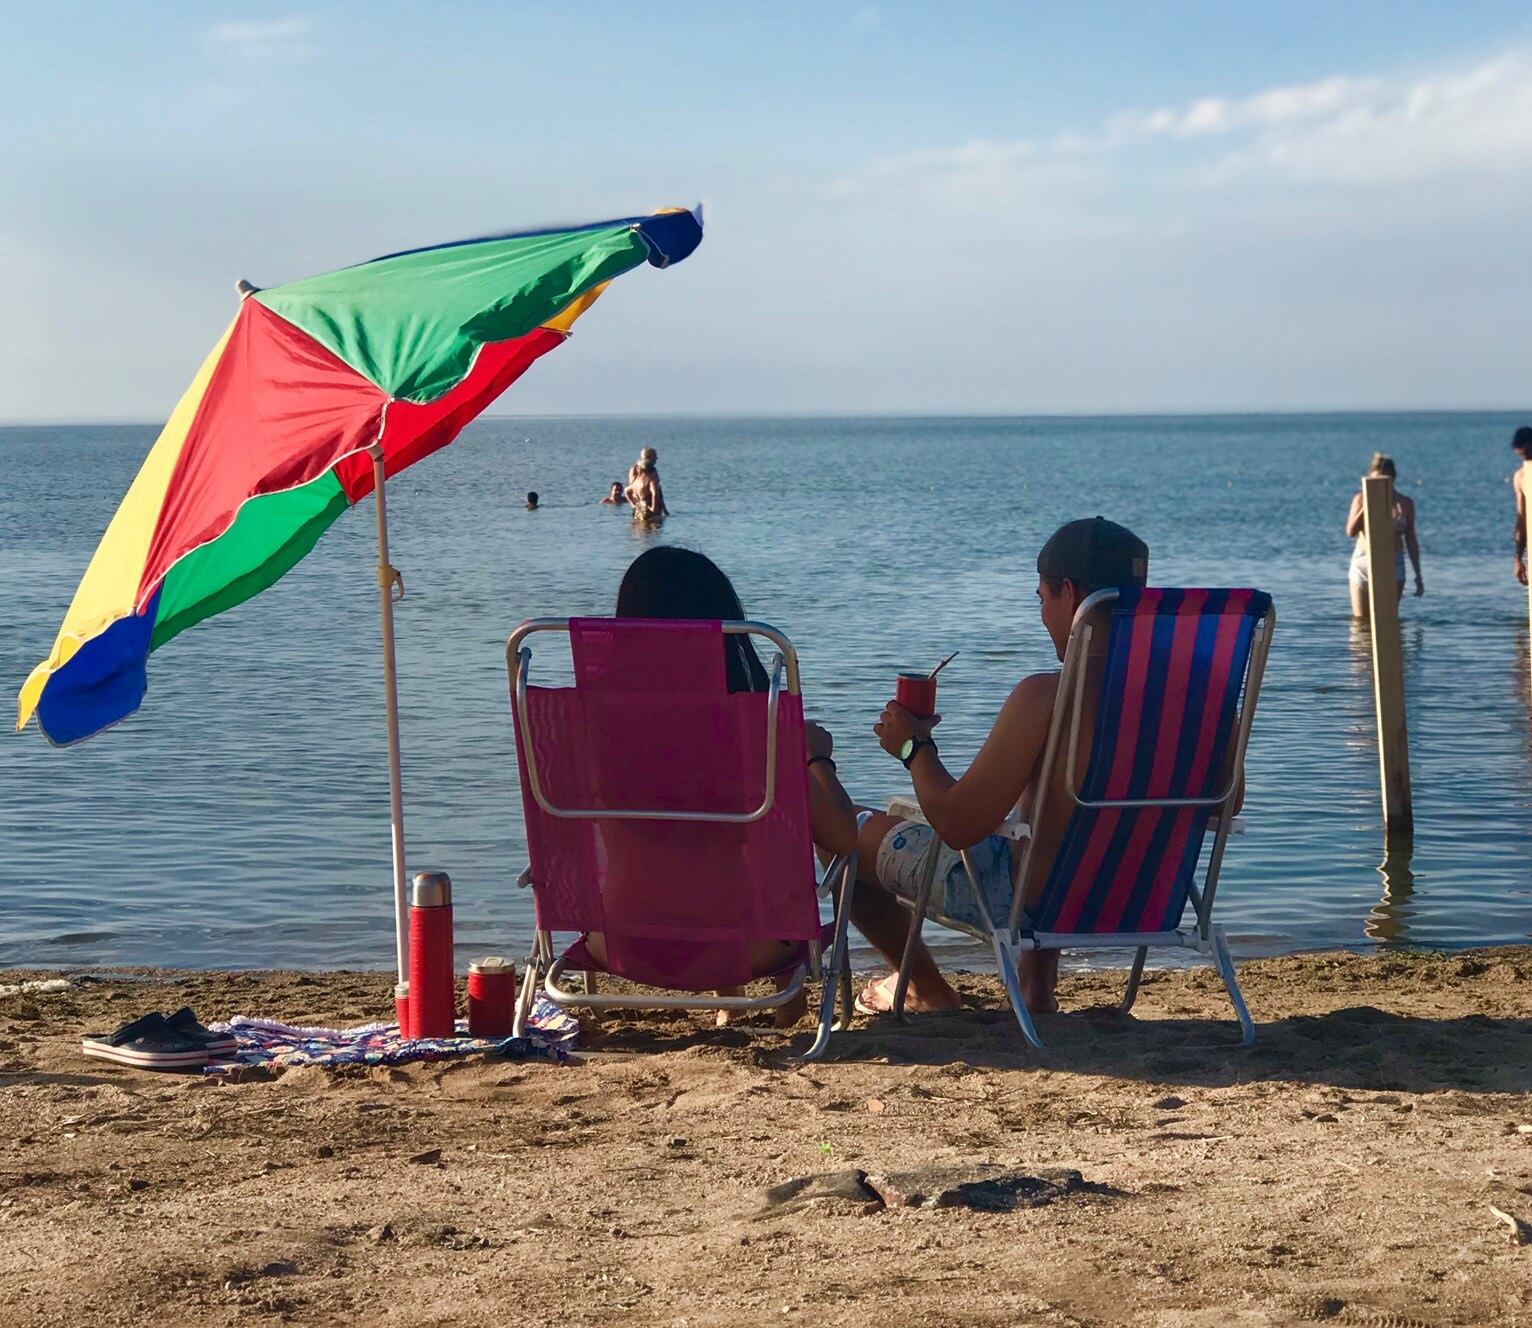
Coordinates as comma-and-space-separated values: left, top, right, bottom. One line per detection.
467, 958, 517, 1039
896, 671, 938, 718
394, 982, 411, 1038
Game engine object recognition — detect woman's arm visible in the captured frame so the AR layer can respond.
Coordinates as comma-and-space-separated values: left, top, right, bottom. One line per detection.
804, 722, 857, 858
1403, 496, 1423, 593
1345, 492, 1365, 538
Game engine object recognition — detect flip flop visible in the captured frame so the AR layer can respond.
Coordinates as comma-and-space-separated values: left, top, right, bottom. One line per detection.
165, 1006, 238, 1054
81, 1012, 210, 1070
853, 976, 898, 1016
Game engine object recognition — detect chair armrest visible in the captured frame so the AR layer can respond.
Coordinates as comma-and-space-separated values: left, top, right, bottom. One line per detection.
885, 796, 1031, 843
516, 865, 533, 888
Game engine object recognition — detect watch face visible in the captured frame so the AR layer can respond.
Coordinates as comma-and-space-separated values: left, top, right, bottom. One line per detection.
899, 737, 916, 761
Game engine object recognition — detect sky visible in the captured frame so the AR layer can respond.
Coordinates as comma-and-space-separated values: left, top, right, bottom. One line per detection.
2, 1, 1530, 420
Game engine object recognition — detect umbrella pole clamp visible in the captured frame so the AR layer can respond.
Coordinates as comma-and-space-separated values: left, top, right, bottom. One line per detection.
380, 564, 404, 602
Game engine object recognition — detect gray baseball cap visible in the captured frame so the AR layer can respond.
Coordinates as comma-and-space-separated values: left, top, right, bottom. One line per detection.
1037, 517, 1149, 590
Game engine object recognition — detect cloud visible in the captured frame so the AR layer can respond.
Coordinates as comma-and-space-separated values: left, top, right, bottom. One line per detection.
838, 46, 1532, 199
203, 16, 317, 63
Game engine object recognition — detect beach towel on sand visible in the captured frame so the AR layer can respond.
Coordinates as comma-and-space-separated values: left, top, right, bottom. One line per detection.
203, 997, 577, 1075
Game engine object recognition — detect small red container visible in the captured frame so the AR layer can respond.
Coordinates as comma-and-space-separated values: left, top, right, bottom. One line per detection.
394, 982, 411, 1038
895, 671, 938, 718
467, 958, 517, 1039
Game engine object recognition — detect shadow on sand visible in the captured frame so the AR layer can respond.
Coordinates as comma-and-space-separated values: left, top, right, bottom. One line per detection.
588, 1002, 1532, 1095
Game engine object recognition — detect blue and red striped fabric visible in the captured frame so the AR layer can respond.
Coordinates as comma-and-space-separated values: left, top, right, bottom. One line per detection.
1032, 587, 1272, 936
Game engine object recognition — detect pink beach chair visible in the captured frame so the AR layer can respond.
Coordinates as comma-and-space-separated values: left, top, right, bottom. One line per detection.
889, 587, 1275, 1047
505, 617, 863, 1060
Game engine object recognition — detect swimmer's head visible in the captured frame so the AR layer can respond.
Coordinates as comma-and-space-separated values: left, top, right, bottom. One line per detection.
525, 491, 539, 509
1513, 427, 1532, 460
609, 481, 624, 497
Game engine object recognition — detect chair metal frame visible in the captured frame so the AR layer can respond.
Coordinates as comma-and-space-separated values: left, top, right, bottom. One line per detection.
505, 617, 862, 1060
888, 588, 1275, 1048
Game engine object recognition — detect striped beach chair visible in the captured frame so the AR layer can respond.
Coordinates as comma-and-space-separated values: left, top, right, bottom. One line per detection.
891, 587, 1275, 1047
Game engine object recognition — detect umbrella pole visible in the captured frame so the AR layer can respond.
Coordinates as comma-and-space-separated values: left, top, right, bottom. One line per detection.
368, 445, 410, 985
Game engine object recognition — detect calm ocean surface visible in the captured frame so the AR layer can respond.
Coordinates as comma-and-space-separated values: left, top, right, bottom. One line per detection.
2, 414, 1530, 971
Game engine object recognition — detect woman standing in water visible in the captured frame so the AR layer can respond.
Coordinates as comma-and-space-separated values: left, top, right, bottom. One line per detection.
1345, 453, 1423, 618
625, 447, 670, 524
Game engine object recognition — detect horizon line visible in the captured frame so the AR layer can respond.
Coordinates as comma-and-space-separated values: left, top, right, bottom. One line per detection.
2, 405, 1529, 428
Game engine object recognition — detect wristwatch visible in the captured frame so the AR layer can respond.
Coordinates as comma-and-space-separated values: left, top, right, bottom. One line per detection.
899, 736, 937, 769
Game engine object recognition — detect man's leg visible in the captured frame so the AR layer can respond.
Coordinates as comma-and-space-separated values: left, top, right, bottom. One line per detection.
849, 812, 960, 1011
1016, 950, 1060, 1015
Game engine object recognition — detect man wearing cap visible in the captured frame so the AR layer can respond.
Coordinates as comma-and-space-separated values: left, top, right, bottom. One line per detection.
836, 517, 1150, 1017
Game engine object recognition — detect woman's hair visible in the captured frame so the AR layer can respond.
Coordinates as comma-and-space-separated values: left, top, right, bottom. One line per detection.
615, 546, 769, 693
1368, 452, 1397, 478
639, 447, 657, 462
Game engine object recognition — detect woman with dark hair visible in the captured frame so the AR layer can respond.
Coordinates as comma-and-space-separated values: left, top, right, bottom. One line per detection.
598, 545, 858, 1025
1345, 452, 1422, 618
616, 545, 769, 693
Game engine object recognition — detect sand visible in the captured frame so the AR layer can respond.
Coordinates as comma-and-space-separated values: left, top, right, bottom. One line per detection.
2, 948, 1530, 1327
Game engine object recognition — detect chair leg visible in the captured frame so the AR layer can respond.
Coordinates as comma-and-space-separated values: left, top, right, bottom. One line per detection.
1121, 946, 1149, 1012
1210, 926, 1255, 1047
837, 959, 854, 1030
803, 849, 859, 1062
893, 839, 940, 1021
513, 944, 543, 1039
993, 935, 1044, 1050
582, 970, 598, 997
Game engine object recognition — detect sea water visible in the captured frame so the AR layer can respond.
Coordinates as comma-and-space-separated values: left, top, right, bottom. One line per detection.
2, 414, 1529, 969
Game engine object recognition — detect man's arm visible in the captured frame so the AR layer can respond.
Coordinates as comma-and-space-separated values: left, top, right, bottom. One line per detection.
875, 673, 1057, 850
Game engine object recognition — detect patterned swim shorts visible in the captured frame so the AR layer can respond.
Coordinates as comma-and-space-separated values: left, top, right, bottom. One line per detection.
874, 820, 1014, 931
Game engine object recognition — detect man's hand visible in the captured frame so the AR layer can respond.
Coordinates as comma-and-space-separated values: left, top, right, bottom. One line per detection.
874, 700, 940, 759
805, 721, 834, 762
1518, 557, 1528, 588
1414, 576, 1425, 598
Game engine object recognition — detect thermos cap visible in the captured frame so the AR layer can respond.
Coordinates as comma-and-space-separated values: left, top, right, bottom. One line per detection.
469, 956, 511, 974
411, 871, 452, 908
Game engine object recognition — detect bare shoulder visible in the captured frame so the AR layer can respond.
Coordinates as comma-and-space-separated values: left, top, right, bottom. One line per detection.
1003, 670, 1062, 716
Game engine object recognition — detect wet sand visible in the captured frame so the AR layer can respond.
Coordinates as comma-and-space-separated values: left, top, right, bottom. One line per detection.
2, 947, 1530, 1326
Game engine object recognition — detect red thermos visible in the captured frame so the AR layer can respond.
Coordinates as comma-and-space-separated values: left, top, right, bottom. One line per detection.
407, 871, 456, 1039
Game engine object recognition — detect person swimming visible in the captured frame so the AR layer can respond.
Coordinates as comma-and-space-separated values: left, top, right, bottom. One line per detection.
1345, 453, 1422, 617
1511, 426, 1532, 586
625, 447, 669, 524
524, 491, 539, 511
600, 481, 628, 506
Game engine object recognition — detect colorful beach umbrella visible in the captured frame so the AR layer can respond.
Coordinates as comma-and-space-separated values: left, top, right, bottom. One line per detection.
18, 207, 702, 745
16, 206, 703, 986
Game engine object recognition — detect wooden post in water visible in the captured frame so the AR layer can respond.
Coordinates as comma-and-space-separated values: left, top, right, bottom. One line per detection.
1362, 473, 1413, 834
